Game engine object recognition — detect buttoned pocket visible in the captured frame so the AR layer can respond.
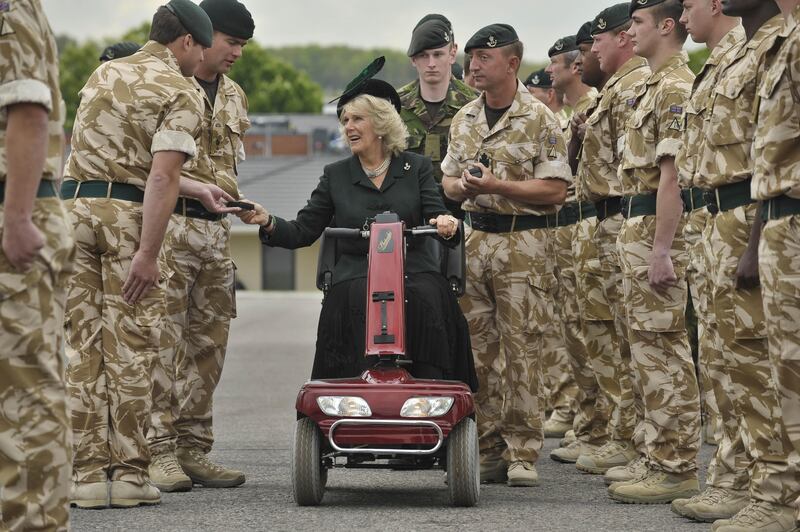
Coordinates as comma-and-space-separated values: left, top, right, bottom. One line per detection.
773, 276, 800, 360
493, 142, 539, 181
709, 74, 757, 147
526, 273, 555, 334
627, 264, 687, 332
622, 107, 656, 170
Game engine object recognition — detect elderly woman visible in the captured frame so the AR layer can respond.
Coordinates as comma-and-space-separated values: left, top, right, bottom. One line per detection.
240, 59, 477, 390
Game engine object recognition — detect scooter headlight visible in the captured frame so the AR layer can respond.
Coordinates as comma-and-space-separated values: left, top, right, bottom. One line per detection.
400, 397, 454, 418
316, 396, 372, 417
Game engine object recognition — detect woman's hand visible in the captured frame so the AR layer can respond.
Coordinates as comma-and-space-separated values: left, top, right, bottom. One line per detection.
237, 200, 272, 228
430, 214, 458, 240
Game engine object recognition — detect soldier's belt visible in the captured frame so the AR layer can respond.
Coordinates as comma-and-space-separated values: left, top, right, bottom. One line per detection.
702, 178, 754, 215
465, 212, 551, 233
681, 187, 707, 212
62, 180, 144, 202
594, 196, 622, 221
174, 197, 224, 221
0, 180, 59, 204
621, 193, 657, 218
763, 194, 800, 221
553, 201, 597, 227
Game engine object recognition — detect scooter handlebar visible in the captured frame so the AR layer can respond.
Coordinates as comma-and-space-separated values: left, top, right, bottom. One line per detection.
323, 227, 368, 239
407, 226, 440, 236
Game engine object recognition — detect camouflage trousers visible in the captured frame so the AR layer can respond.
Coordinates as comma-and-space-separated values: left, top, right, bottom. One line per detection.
552, 221, 608, 445
461, 225, 554, 464
753, 213, 800, 505
64, 198, 171, 485
149, 216, 236, 455
0, 199, 73, 531
575, 213, 639, 444
618, 214, 700, 474
542, 227, 579, 425
697, 209, 750, 492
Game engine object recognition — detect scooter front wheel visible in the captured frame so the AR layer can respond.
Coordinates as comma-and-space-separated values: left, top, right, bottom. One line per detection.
292, 417, 326, 506
447, 417, 480, 507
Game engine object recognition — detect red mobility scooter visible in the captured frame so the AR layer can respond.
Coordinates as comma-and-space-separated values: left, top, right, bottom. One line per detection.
291, 212, 479, 507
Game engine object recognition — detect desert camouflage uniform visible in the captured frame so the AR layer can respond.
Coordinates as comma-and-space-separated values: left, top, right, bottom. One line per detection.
752, 5, 800, 508
0, 2, 73, 529
442, 80, 571, 464
399, 77, 477, 219
63, 41, 203, 486
617, 52, 699, 474
149, 75, 248, 456
577, 56, 649, 447
676, 25, 749, 492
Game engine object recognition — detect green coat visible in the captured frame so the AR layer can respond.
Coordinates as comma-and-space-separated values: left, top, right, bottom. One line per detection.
261, 152, 450, 285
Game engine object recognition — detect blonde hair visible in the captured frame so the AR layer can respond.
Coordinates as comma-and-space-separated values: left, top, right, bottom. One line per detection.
339, 94, 408, 157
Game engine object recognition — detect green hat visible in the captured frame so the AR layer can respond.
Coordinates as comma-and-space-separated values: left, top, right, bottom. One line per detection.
99, 41, 141, 61
576, 21, 594, 44
407, 19, 453, 57
464, 23, 519, 53
330, 56, 401, 117
199, 0, 255, 40
548, 35, 578, 57
629, 0, 669, 16
165, 0, 213, 48
524, 68, 552, 89
592, 3, 631, 35
414, 13, 452, 32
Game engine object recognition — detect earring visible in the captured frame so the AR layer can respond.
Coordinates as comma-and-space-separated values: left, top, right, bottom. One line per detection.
378, 136, 383, 139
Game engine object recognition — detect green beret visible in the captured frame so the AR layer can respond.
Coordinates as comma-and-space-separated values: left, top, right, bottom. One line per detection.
592, 3, 631, 35
166, 0, 213, 48
548, 35, 578, 58
414, 14, 452, 32
524, 68, 552, 89
99, 41, 141, 62
464, 23, 519, 53
451, 61, 464, 80
407, 19, 453, 57
629, 0, 669, 16
576, 21, 593, 45
199, 0, 255, 40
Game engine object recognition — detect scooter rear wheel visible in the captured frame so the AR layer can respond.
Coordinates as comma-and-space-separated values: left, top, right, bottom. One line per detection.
292, 417, 326, 506
447, 417, 480, 507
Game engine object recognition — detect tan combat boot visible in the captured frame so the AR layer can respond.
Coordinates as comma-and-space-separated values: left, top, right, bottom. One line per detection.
543, 416, 573, 438
109, 480, 160, 508
711, 501, 797, 532
672, 486, 749, 522
506, 461, 538, 487
550, 441, 599, 464
576, 440, 638, 474
149, 452, 192, 492
560, 429, 577, 447
609, 468, 699, 504
70, 482, 108, 509
604, 454, 648, 486
480, 456, 508, 484
176, 447, 245, 488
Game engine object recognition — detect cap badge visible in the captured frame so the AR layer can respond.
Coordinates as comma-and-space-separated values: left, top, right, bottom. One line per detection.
487, 35, 498, 48
597, 18, 607, 30
555, 40, 564, 51
444, 31, 450, 43
404, 162, 411, 171
637, 0, 648, 4
532, 75, 540, 85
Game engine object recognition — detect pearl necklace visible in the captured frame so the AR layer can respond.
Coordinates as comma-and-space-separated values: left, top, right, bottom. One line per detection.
362, 157, 391, 178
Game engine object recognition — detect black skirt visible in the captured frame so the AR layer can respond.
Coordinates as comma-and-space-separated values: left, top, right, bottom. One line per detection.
312, 272, 478, 392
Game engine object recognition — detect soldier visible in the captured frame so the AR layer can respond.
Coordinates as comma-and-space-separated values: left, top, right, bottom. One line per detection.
524, 69, 565, 120
752, 0, 800, 529
442, 24, 571, 487
148, 0, 253, 492
693, 0, 798, 529
399, 14, 478, 219
670, 0, 749, 523
0, 1, 73, 529
463, 55, 476, 88
62, 0, 234, 509
607, 0, 700, 504
99, 41, 141, 62
568, 3, 650, 481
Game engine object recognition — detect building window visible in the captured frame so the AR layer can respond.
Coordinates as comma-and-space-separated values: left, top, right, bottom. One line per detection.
262, 246, 295, 290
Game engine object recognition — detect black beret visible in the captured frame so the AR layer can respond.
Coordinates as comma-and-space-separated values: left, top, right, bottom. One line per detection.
165, 0, 213, 48
524, 68, 553, 89
629, 0, 669, 16
407, 19, 453, 57
592, 3, 632, 35
99, 41, 141, 62
464, 23, 519, 53
414, 14, 452, 32
548, 35, 578, 58
576, 21, 594, 44
331, 57, 401, 117
199, 0, 255, 40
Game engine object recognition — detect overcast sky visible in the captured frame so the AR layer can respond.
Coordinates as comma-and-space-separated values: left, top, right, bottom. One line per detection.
41, 0, 702, 63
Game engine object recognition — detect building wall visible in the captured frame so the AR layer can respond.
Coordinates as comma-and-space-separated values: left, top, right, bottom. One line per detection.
296, 241, 321, 292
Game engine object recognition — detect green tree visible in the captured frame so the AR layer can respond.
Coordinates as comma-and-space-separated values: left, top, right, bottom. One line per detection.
58, 40, 102, 130
688, 47, 711, 75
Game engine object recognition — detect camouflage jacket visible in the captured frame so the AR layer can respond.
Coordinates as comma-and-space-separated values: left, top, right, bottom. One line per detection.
753, 5, 800, 201
441, 80, 571, 216
398, 77, 477, 183
619, 52, 694, 195
700, 15, 784, 189
579, 56, 650, 202
563, 88, 598, 203
677, 25, 746, 189
65, 41, 204, 188
184, 75, 250, 198
0, 0, 64, 182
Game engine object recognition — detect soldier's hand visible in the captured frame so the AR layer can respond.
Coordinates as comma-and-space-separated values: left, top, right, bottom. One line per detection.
238, 201, 271, 227
735, 247, 760, 290
2, 216, 44, 271
571, 113, 588, 141
197, 184, 240, 214
648, 252, 677, 294
462, 163, 499, 195
123, 252, 160, 305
